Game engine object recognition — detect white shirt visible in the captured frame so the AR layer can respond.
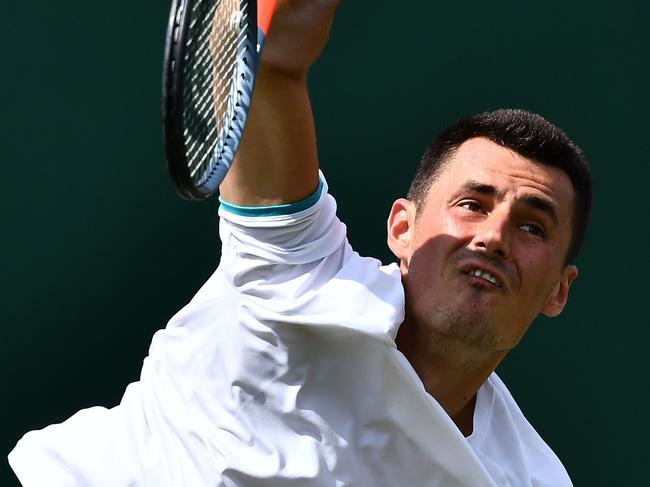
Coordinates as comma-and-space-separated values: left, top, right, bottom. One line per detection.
9, 177, 572, 486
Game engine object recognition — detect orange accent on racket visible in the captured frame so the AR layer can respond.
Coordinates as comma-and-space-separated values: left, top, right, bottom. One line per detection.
257, 0, 276, 35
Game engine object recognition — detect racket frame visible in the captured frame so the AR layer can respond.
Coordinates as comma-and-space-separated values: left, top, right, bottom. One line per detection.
162, 0, 260, 200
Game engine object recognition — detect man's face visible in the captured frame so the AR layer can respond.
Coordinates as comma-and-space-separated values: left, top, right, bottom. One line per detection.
388, 137, 578, 353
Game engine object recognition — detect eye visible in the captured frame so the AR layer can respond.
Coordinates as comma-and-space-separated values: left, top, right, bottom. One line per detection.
458, 200, 485, 213
519, 223, 546, 238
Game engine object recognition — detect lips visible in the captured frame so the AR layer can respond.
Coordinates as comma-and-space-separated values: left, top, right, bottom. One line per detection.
468, 268, 500, 287
459, 261, 509, 290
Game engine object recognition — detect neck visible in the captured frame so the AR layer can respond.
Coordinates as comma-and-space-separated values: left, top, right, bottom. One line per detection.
395, 317, 506, 436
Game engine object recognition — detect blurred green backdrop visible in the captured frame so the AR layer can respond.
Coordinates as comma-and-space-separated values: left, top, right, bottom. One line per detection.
2, 1, 648, 485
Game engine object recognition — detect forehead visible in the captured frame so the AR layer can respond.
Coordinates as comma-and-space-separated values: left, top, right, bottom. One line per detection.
432, 137, 575, 220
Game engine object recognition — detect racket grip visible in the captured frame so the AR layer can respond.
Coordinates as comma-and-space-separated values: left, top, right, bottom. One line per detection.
257, 0, 276, 36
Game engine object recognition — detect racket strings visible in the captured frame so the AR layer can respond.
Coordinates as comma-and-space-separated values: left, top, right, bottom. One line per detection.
211, 0, 241, 124
182, 0, 221, 179
182, 1, 226, 178
181, 0, 248, 182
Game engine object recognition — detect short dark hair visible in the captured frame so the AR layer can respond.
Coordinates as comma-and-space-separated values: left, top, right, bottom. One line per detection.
407, 109, 592, 265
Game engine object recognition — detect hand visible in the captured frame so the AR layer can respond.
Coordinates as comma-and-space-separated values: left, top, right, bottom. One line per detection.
260, 0, 343, 74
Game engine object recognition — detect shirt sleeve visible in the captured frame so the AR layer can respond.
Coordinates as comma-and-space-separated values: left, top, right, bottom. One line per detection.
211, 172, 404, 341
217, 174, 344, 265
8, 402, 145, 487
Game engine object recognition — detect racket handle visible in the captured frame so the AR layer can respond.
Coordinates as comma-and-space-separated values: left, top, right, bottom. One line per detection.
258, 0, 276, 36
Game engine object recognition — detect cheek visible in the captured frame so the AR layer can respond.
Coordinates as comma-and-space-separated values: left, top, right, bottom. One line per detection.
441, 211, 472, 237
413, 214, 469, 255
516, 247, 561, 298
406, 246, 445, 299
408, 238, 463, 298
407, 250, 437, 290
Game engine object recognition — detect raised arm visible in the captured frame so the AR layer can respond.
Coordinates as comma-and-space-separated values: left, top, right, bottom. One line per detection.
218, 0, 342, 207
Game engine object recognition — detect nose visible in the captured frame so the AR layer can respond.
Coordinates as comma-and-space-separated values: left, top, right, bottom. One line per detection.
469, 209, 511, 258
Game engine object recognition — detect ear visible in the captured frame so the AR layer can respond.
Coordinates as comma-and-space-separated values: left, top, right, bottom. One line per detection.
541, 265, 579, 317
387, 198, 416, 265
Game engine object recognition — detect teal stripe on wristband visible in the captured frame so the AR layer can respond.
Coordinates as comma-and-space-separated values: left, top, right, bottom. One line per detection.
219, 179, 324, 217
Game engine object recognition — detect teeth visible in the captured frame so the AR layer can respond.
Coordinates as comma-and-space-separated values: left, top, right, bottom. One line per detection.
470, 269, 498, 286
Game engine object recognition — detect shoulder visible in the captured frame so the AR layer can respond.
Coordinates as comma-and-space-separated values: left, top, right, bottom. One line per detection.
469, 373, 573, 486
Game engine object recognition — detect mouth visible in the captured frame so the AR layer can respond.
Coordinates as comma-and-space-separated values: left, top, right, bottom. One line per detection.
455, 250, 514, 291
466, 268, 502, 288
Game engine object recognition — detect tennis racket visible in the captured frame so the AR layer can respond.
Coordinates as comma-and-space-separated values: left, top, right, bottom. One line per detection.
162, 0, 276, 200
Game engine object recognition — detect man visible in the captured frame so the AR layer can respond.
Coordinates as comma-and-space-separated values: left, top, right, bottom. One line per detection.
9, 1, 591, 485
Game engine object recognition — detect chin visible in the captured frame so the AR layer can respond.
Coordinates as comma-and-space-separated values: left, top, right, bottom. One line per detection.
425, 305, 504, 352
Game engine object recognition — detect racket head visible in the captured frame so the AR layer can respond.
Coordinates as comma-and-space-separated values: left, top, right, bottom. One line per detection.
162, 0, 259, 200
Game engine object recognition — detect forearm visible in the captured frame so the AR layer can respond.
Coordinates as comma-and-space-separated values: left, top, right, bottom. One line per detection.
218, 67, 318, 206
218, 0, 341, 207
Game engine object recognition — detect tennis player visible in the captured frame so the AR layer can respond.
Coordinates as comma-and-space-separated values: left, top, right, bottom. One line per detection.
9, 1, 591, 485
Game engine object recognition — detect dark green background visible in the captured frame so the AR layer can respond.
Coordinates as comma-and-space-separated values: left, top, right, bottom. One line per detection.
2, 1, 648, 485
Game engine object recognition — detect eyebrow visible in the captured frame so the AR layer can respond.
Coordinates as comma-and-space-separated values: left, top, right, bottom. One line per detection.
459, 181, 499, 197
457, 180, 559, 225
519, 195, 559, 225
